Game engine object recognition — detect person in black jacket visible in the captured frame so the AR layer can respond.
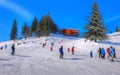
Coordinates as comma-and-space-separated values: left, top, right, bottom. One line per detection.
98, 47, 102, 58
113, 48, 116, 58
59, 46, 64, 59
11, 44, 15, 55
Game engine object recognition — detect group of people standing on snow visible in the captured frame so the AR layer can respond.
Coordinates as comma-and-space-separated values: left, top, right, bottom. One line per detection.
41, 40, 75, 59
0, 43, 15, 55
59, 46, 75, 59
98, 46, 116, 61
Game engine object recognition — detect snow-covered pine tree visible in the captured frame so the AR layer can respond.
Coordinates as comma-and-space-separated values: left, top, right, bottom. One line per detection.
84, 0, 108, 42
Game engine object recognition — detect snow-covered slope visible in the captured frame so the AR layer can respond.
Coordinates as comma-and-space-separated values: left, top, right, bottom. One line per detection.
0, 32, 120, 75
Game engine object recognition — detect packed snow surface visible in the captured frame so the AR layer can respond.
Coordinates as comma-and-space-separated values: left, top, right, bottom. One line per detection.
0, 32, 120, 75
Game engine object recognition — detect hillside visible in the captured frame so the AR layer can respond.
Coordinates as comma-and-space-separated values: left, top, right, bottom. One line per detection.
0, 32, 120, 75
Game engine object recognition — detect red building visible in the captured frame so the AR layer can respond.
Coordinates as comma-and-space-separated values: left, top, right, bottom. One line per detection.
60, 29, 79, 36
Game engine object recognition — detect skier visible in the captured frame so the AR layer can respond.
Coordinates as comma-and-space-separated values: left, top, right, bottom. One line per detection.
98, 47, 102, 58
4, 44, 7, 49
68, 48, 70, 52
59, 46, 64, 59
101, 48, 105, 59
90, 50, 93, 58
107, 48, 110, 59
71, 46, 74, 55
50, 46, 53, 51
113, 48, 116, 58
11, 44, 15, 55
58, 41, 60, 44
110, 46, 114, 61
43, 43, 45, 48
51, 42, 54, 47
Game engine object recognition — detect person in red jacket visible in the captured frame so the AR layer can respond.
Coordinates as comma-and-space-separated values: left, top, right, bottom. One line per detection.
107, 48, 110, 59
50, 46, 53, 51
71, 46, 74, 55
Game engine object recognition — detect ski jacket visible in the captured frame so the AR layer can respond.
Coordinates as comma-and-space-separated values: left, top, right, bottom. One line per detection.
71, 47, 74, 52
68, 48, 70, 52
11, 44, 15, 50
59, 48, 64, 55
110, 48, 114, 55
90, 51, 92, 56
101, 48, 105, 55
107, 48, 110, 54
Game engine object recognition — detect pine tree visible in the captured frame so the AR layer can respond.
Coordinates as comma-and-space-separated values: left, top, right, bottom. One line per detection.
36, 24, 41, 37
116, 26, 119, 32
21, 22, 29, 39
10, 19, 18, 41
36, 16, 45, 37
46, 13, 58, 34
84, 0, 108, 42
27, 26, 32, 37
31, 17, 38, 36
36, 13, 58, 37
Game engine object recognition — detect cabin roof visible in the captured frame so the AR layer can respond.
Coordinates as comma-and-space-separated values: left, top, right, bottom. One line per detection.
62, 28, 78, 31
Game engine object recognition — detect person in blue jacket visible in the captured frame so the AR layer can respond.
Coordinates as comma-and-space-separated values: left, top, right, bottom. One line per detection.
90, 51, 93, 58
101, 48, 105, 59
110, 46, 114, 61
59, 46, 64, 59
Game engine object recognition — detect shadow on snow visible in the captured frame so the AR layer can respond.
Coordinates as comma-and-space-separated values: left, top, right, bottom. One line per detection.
74, 54, 87, 57
64, 58, 84, 60
2, 64, 14, 67
0, 58, 11, 61
16, 55, 31, 58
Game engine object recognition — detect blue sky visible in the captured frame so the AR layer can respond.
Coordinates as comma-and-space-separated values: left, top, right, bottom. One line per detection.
0, 0, 120, 41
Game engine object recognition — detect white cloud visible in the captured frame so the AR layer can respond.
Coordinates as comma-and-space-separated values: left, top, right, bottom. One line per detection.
0, 0, 33, 20
106, 15, 120, 23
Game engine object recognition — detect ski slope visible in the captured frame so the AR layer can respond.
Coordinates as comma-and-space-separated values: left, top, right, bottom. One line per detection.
0, 32, 120, 75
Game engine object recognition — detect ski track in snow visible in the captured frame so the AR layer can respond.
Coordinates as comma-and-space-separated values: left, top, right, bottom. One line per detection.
0, 33, 120, 75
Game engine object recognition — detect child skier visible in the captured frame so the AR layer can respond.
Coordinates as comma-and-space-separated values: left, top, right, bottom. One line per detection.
68, 48, 70, 52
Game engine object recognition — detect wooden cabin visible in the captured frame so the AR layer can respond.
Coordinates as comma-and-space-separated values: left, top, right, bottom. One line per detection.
60, 29, 79, 36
